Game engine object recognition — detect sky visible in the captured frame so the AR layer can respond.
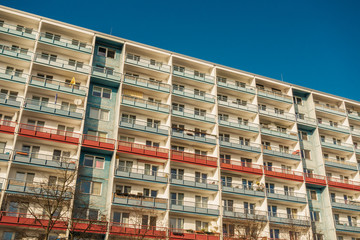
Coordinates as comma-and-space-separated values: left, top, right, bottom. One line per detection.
2, 0, 360, 101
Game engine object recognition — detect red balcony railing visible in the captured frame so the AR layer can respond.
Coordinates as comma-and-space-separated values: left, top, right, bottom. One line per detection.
220, 159, 263, 175
0, 120, 16, 133
19, 123, 80, 144
117, 141, 169, 159
109, 223, 167, 238
304, 173, 327, 186
82, 134, 115, 150
327, 177, 360, 191
71, 218, 108, 233
264, 166, 304, 182
170, 150, 218, 167
169, 229, 220, 240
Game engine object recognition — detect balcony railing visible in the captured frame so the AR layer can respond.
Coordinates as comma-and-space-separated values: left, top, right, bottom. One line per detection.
0, 148, 12, 161
257, 88, 293, 103
122, 95, 170, 113
173, 88, 215, 103
348, 111, 360, 121
172, 130, 217, 145
259, 108, 295, 121
262, 145, 301, 160
264, 166, 304, 182
315, 103, 346, 116
220, 158, 263, 175
109, 223, 167, 238
331, 198, 360, 211
320, 139, 354, 152
118, 141, 169, 159
170, 199, 219, 215
221, 183, 265, 197
30, 75, 87, 96
125, 55, 171, 73
19, 123, 80, 144
170, 174, 218, 190
170, 150, 218, 167
0, 67, 28, 83
261, 127, 298, 141
295, 114, 317, 125
217, 79, 255, 94
13, 150, 77, 169
172, 107, 216, 123
24, 99, 84, 119
113, 193, 167, 209
91, 66, 122, 82
266, 189, 307, 203
82, 134, 116, 150
304, 173, 327, 186
123, 75, 170, 93
223, 207, 268, 221
39, 32, 92, 53
173, 68, 214, 84
34, 53, 90, 74
324, 157, 358, 171
318, 121, 349, 133
351, 127, 360, 137
335, 220, 360, 233
0, 22, 37, 39
119, 118, 168, 135
220, 138, 261, 153
0, 45, 33, 61
268, 212, 310, 226
0, 93, 22, 108
218, 117, 259, 132
169, 228, 220, 240
327, 177, 360, 191
218, 99, 258, 112
115, 167, 167, 184
0, 120, 16, 133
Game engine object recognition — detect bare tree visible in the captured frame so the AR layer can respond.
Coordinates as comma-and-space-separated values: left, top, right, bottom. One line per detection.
224, 218, 267, 240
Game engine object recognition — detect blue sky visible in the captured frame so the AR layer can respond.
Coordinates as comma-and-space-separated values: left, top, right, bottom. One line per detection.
3, 0, 360, 100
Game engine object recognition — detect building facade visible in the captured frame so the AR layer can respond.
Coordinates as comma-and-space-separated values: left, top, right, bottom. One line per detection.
0, 5, 359, 240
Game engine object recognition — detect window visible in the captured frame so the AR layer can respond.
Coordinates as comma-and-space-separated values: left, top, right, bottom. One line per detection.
172, 124, 185, 133
217, 94, 228, 102
115, 184, 131, 194
173, 84, 184, 91
127, 53, 140, 61
310, 190, 317, 200
299, 131, 308, 140
310, 210, 320, 222
172, 103, 185, 112
256, 84, 265, 90
52, 149, 70, 162
150, 59, 162, 67
171, 192, 184, 205
171, 145, 185, 152
195, 220, 208, 231
195, 171, 207, 183
44, 32, 61, 41
217, 76, 227, 83
6, 66, 23, 77
98, 46, 115, 58
84, 155, 105, 169
195, 195, 208, 208
301, 149, 311, 160
146, 140, 159, 147
218, 114, 229, 121
119, 135, 135, 143
88, 130, 108, 140
118, 160, 133, 172
194, 89, 205, 97
221, 176, 232, 187
147, 118, 160, 128
3, 232, 17, 240
223, 223, 235, 237
293, 96, 303, 105
219, 133, 230, 142
194, 128, 206, 137
41, 52, 57, 61
239, 137, 250, 146
238, 117, 249, 125
80, 181, 101, 195
223, 199, 234, 211
258, 104, 266, 111
60, 101, 77, 112
170, 218, 184, 231
15, 171, 35, 183
89, 107, 109, 121
274, 108, 284, 115
195, 149, 207, 156
93, 86, 111, 99
220, 154, 231, 163
194, 70, 205, 78
68, 59, 83, 68
173, 65, 185, 73
289, 231, 300, 240
113, 212, 129, 223
143, 188, 158, 198
194, 108, 206, 116
171, 168, 184, 180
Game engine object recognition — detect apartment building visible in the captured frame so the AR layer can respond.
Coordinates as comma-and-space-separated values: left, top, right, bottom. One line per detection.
0, 5, 358, 240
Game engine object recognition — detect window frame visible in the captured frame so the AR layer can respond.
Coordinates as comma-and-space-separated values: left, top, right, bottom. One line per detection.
80, 180, 102, 195
89, 107, 110, 121
92, 86, 112, 99
83, 154, 105, 169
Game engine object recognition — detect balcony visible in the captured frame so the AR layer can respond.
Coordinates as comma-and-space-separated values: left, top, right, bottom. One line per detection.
39, 32, 92, 53
220, 159, 263, 175
170, 200, 219, 216
119, 118, 168, 136
82, 134, 115, 150
122, 95, 170, 114
170, 174, 218, 191
217, 79, 255, 95
173, 68, 214, 85
112, 194, 167, 210
318, 121, 349, 134
29, 75, 87, 96
0, 22, 37, 39
331, 198, 360, 212
335, 220, 360, 233
262, 145, 301, 161
268, 213, 310, 226
172, 130, 216, 145
304, 173, 327, 186
0, 45, 32, 61
169, 229, 220, 240
19, 123, 80, 144
117, 141, 169, 159
218, 99, 257, 113
351, 128, 360, 137
0, 149, 12, 161
259, 108, 295, 121
110, 223, 167, 238
123, 75, 170, 93
257, 89, 293, 104
327, 177, 360, 191
125, 55, 171, 73
324, 157, 358, 171
296, 115, 317, 127
114, 167, 167, 184
261, 127, 298, 141
266, 189, 307, 203
348, 111, 360, 121
221, 183, 265, 198
0, 67, 28, 84
264, 166, 304, 182
0, 120, 16, 134
219, 117, 259, 132
13, 151, 76, 170
34, 53, 90, 74
320, 139, 354, 153
223, 207, 268, 221
315, 103, 346, 116
24, 99, 84, 119
172, 88, 215, 103
172, 108, 216, 123
0, 93, 22, 108
219, 138, 261, 153
170, 150, 217, 167
91, 66, 122, 83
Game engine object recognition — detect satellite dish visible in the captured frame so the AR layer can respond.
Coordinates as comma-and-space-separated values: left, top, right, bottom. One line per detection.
74, 99, 82, 105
